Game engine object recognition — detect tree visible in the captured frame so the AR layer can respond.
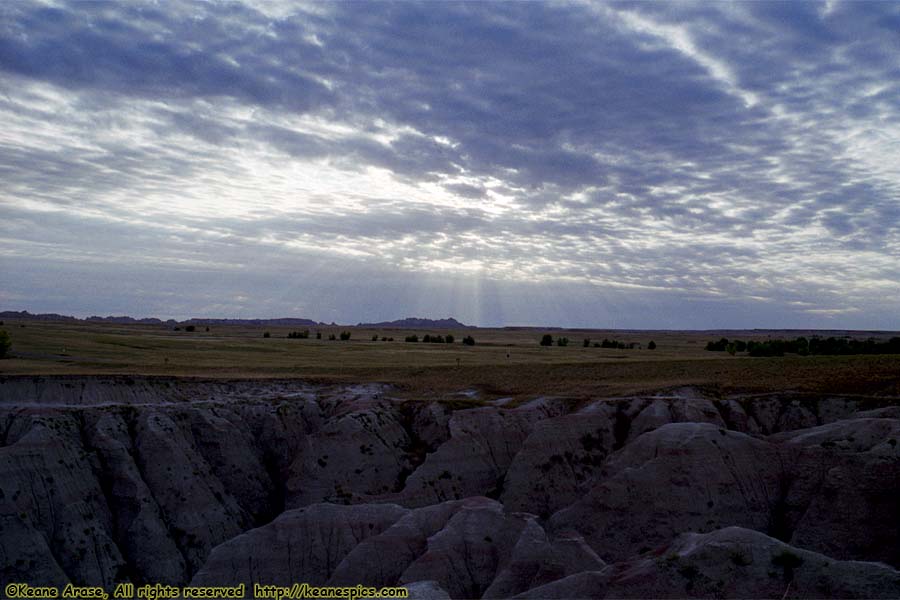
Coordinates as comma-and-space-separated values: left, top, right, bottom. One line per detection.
316, 331, 322, 339
405, 334, 419, 343
556, 337, 569, 347
705, 338, 729, 351
462, 335, 475, 346
648, 340, 657, 350
445, 334, 455, 344
583, 338, 591, 348
540, 334, 553, 346
263, 331, 271, 338
0, 330, 11, 359
184, 325, 196, 332
371, 334, 379, 341
340, 331, 351, 340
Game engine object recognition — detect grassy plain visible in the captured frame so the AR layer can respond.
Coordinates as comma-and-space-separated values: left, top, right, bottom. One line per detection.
1, 319, 899, 400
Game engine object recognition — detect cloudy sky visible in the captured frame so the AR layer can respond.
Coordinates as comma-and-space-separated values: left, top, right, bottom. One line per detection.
1, 1, 898, 328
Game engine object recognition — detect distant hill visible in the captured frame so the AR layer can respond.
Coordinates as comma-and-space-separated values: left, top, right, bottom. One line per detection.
0, 310, 318, 327
0, 310, 472, 329
0, 310, 80, 322
87, 315, 172, 325
357, 317, 473, 329
184, 317, 319, 327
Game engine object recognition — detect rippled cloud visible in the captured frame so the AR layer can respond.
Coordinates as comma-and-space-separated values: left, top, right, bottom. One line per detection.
1, 1, 898, 327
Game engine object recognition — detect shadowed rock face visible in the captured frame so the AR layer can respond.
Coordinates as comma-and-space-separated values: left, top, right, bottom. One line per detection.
549, 422, 784, 562
515, 527, 900, 599
774, 417, 900, 566
0, 376, 898, 598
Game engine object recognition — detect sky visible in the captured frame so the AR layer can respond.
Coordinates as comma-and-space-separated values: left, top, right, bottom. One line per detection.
1, 1, 899, 329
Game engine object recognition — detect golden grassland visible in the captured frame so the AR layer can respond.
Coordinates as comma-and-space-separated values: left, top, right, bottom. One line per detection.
1, 319, 899, 400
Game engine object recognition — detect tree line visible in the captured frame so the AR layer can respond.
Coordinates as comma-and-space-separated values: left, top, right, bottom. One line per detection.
706, 336, 900, 357
540, 334, 656, 349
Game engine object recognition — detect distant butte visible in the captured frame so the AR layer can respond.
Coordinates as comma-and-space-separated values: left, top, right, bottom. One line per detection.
356, 317, 474, 329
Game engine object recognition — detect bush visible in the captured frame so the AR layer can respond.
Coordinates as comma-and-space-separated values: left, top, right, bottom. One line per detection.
648, 340, 656, 350
705, 338, 729, 351
445, 334, 454, 344
316, 331, 322, 339
328, 333, 336, 341
381, 336, 388, 341
288, 330, 310, 339
556, 337, 569, 347
771, 549, 804, 580
263, 331, 271, 338
372, 334, 379, 341
423, 334, 431, 343
540, 334, 553, 346
339, 331, 351, 341
184, 325, 195, 332
0, 330, 11, 358
583, 338, 591, 347
462, 335, 475, 346
405, 334, 419, 343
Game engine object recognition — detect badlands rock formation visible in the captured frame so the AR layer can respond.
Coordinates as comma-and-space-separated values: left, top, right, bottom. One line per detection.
0, 376, 898, 598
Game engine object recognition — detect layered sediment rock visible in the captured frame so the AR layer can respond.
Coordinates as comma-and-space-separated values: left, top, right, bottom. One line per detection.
0, 376, 897, 598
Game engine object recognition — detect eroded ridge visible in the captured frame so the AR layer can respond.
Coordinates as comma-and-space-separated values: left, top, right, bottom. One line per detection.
1, 376, 898, 598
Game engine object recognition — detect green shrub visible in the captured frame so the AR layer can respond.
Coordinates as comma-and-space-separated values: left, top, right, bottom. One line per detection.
540, 334, 553, 346
556, 337, 569, 347
405, 334, 419, 343
771, 549, 803, 580
0, 330, 11, 358
263, 331, 270, 338
706, 338, 729, 351
462, 335, 475, 346
445, 334, 455, 344
648, 340, 657, 350
583, 338, 591, 347
339, 331, 351, 341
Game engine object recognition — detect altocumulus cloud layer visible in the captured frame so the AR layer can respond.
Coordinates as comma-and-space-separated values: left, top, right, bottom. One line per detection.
1, 1, 898, 328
